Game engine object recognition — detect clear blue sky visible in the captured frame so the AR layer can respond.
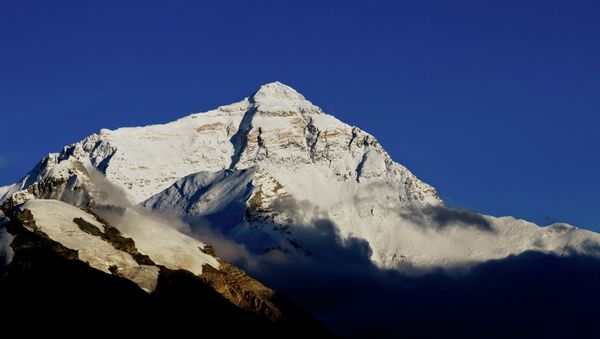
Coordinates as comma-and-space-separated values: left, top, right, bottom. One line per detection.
1, 0, 599, 231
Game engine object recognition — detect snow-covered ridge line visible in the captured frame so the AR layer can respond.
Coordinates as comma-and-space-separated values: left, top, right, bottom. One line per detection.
0, 81, 437, 205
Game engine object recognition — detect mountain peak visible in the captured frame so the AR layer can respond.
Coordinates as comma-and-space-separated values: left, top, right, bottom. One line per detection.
249, 81, 319, 114
252, 81, 304, 101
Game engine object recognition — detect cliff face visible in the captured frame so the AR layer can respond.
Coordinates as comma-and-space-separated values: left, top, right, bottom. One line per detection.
0, 200, 331, 336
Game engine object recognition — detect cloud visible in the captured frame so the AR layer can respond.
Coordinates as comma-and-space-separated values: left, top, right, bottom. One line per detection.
242, 227, 600, 338
85, 164, 135, 208
187, 198, 599, 338
348, 182, 493, 232
0, 155, 7, 168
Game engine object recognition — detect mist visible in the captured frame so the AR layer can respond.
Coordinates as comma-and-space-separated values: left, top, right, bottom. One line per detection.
228, 223, 600, 338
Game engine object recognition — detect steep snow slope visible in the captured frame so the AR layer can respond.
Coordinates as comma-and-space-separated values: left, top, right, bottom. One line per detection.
2, 81, 599, 269
18, 199, 160, 292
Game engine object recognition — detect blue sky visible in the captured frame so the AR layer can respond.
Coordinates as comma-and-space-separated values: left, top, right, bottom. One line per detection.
1, 0, 599, 231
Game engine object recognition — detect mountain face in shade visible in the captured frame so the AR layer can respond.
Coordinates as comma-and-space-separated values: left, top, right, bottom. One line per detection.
1, 82, 600, 337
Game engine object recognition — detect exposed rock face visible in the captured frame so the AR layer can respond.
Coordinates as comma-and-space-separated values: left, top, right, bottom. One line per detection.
0, 156, 127, 211
200, 260, 283, 321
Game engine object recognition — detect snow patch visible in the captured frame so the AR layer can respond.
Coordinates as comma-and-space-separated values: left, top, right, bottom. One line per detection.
251, 81, 321, 114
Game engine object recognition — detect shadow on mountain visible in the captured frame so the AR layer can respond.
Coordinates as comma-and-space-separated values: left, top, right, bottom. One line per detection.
0, 217, 332, 337
219, 217, 600, 339
397, 205, 493, 231
569, 238, 600, 256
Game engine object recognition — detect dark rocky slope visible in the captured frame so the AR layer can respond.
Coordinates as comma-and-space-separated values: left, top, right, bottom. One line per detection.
0, 205, 332, 337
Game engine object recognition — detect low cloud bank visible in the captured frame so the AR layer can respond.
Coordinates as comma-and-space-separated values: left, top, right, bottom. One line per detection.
27, 165, 600, 338
186, 200, 600, 338
238, 223, 600, 338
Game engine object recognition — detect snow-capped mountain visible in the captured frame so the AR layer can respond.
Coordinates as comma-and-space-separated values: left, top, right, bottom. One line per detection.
2, 81, 599, 272
0, 158, 329, 334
